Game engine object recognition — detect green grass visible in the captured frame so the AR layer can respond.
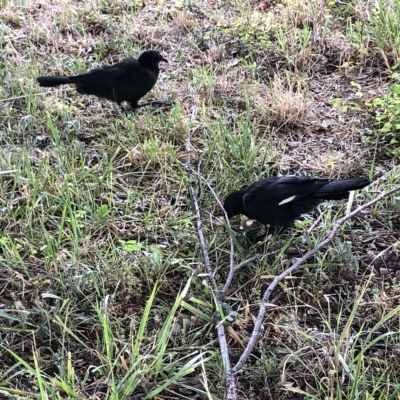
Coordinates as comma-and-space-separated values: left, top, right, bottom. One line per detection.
0, 0, 400, 398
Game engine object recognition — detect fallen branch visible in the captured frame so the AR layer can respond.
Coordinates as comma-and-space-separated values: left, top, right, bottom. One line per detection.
183, 164, 236, 293
187, 176, 236, 398
231, 185, 400, 375
184, 164, 267, 297
222, 254, 262, 294
185, 128, 236, 399
186, 174, 220, 295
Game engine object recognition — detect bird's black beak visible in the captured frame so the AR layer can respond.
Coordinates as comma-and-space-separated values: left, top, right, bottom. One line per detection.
161, 56, 168, 63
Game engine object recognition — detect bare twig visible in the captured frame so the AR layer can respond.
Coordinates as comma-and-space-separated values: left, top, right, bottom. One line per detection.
186, 176, 220, 295
233, 254, 263, 273
307, 212, 324, 232
184, 164, 267, 297
231, 185, 400, 375
185, 128, 237, 399
184, 164, 236, 289
189, 177, 236, 397
202, 177, 236, 285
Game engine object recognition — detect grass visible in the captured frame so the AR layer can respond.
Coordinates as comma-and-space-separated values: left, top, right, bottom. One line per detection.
0, 0, 399, 398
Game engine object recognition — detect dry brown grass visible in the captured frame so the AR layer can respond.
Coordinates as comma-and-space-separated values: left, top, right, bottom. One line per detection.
267, 74, 313, 127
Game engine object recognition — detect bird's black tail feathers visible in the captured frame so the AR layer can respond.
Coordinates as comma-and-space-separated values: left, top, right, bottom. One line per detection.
37, 76, 72, 87
312, 177, 370, 200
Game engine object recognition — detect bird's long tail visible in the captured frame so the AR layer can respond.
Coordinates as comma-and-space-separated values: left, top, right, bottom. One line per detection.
37, 76, 72, 87
312, 177, 370, 200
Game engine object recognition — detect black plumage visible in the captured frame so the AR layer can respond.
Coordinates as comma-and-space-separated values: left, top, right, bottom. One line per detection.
224, 176, 370, 230
37, 49, 167, 110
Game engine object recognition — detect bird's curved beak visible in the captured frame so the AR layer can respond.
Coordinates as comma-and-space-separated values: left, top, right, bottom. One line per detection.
161, 56, 168, 63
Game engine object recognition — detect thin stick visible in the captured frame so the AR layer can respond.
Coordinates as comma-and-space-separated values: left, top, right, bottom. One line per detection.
184, 165, 236, 294
185, 127, 237, 399
232, 185, 400, 375
186, 176, 220, 294
185, 164, 281, 295
186, 177, 237, 398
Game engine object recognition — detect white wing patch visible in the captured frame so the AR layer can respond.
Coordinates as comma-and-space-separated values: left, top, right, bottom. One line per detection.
278, 195, 297, 205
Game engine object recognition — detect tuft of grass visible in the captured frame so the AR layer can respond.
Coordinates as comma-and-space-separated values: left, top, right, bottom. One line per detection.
267, 74, 312, 128
367, 79, 400, 159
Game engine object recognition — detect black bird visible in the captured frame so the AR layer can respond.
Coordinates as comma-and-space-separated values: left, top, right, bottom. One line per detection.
224, 176, 370, 231
37, 49, 168, 110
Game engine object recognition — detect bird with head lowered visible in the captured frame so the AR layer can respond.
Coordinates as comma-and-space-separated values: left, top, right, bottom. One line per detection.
37, 49, 168, 111
223, 175, 370, 233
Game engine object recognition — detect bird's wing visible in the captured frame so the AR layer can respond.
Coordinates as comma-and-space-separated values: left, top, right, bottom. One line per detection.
70, 59, 152, 88
244, 176, 330, 207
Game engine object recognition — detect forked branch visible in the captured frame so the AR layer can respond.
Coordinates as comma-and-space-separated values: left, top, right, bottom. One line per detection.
231, 185, 400, 375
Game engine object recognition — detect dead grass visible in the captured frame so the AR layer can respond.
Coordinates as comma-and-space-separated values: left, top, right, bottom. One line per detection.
267, 74, 313, 127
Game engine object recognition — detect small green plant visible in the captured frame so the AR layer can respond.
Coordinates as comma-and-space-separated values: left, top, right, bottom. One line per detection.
367, 78, 400, 158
